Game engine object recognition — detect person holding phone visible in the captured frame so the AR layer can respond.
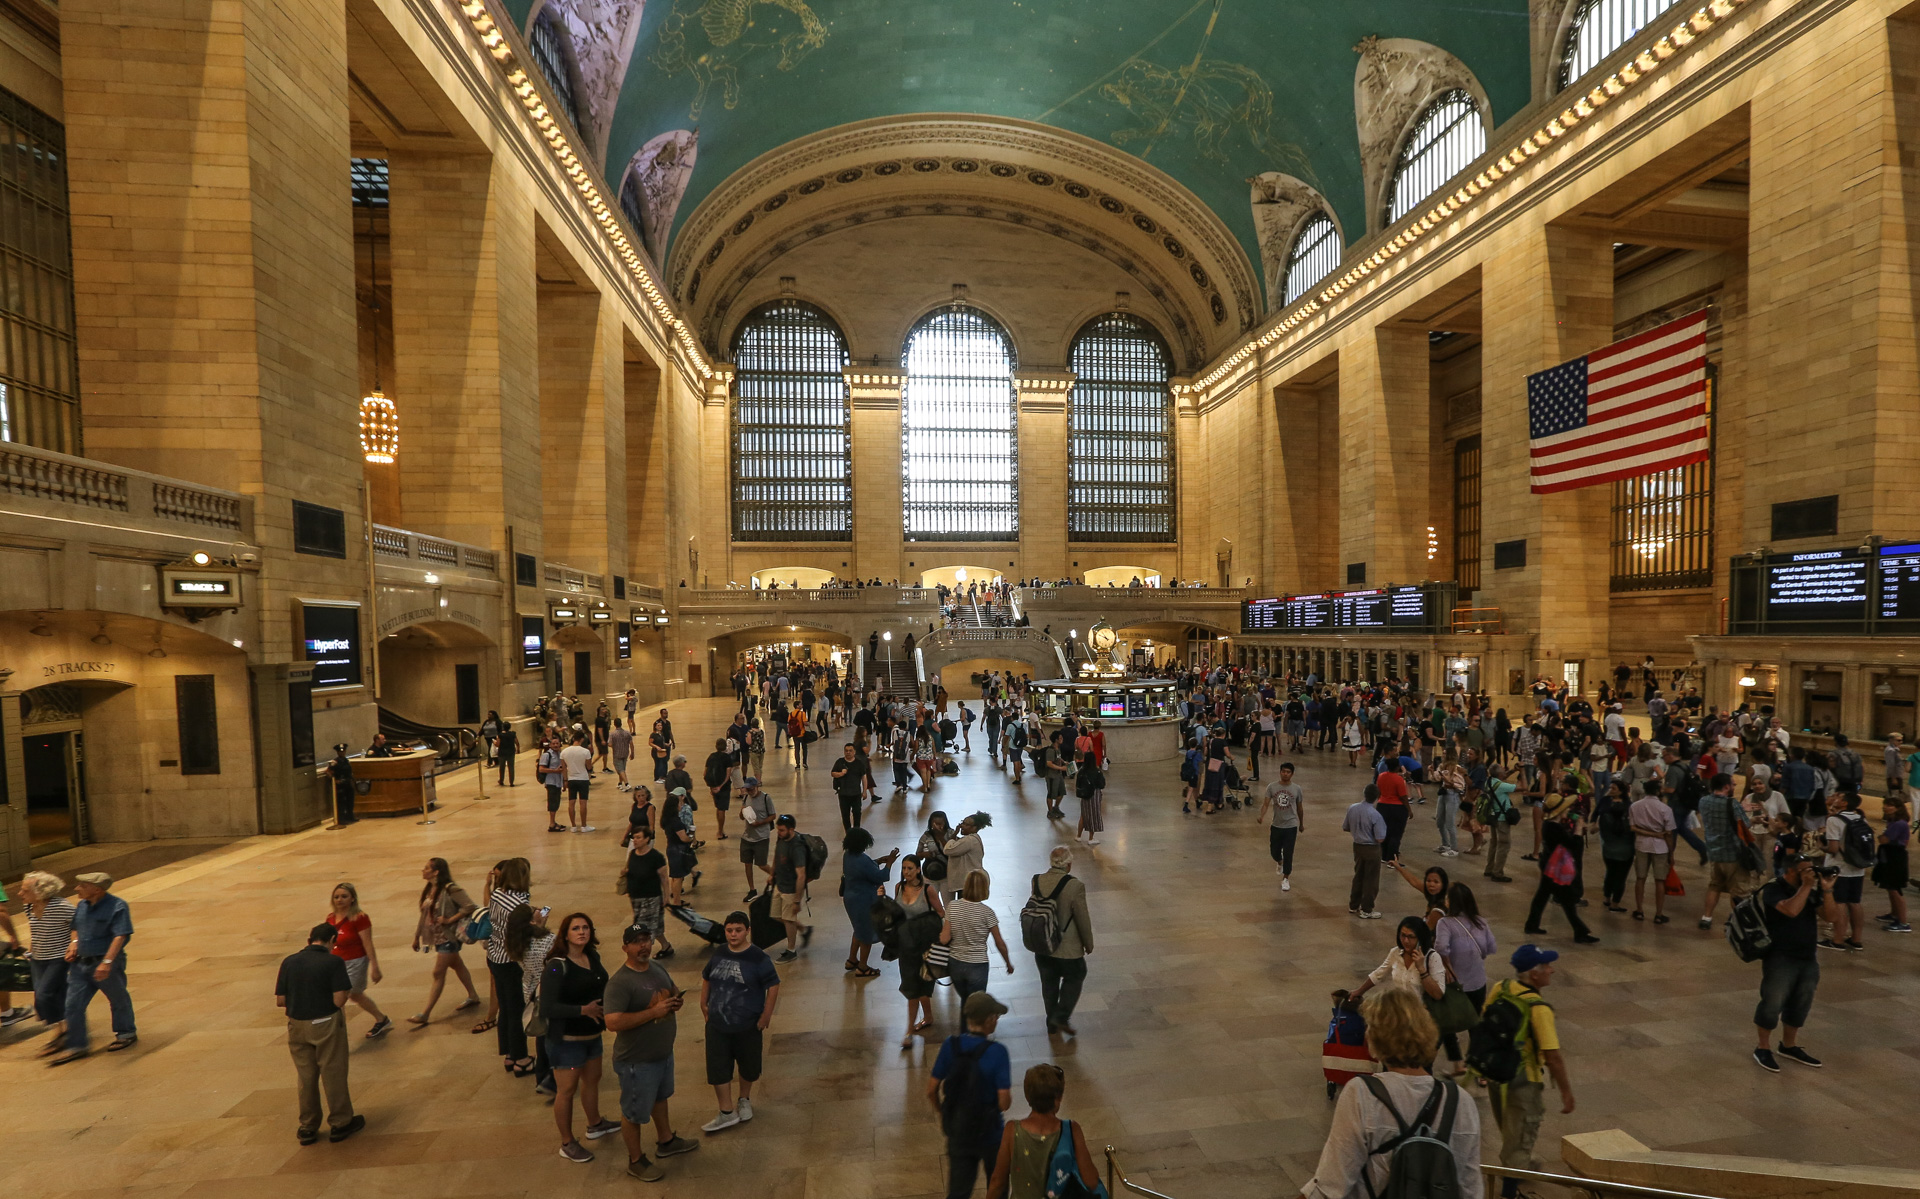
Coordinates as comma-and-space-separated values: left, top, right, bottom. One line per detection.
841, 829, 899, 978
542, 913, 617, 1162
603, 925, 700, 1180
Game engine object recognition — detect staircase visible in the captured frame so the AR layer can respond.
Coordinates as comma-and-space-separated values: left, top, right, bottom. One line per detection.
869, 659, 919, 697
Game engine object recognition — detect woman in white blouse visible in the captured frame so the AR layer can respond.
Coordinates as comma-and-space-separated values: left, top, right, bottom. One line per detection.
1347, 917, 1445, 1005
1301, 987, 1482, 1199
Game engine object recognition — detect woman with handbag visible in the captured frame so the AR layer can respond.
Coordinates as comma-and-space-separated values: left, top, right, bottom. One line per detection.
540, 913, 618, 1162
1523, 782, 1599, 944
483, 857, 538, 1073
895, 854, 946, 1049
940, 869, 1014, 1003
1074, 751, 1106, 847
1432, 884, 1496, 1077
407, 857, 481, 1026
984, 1063, 1105, 1199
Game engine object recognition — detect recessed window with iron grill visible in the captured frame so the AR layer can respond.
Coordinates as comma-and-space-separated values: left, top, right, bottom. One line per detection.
1453, 435, 1481, 593
0, 87, 80, 454
730, 300, 852, 542
1559, 0, 1681, 90
1388, 90, 1486, 225
528, 12, 582, 131
1282, 213, 1340, 306
1067, 313, 1174, 542
902, 307, 1019, 540
1609, 374, 1714, 590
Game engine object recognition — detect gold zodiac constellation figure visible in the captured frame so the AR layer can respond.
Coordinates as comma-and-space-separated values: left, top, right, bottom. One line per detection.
654, 0, 827, 117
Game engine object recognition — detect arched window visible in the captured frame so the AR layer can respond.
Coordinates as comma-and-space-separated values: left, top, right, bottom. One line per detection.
730, 300, 852, 541
1559, 0, 1680, 90
1068, 313, 1174, 542
1388, 90, 1487, 224
901, 307, 1018, 540
618, 175, 645, 241
528, 11, 582, 131
1282, 213, 1341, 306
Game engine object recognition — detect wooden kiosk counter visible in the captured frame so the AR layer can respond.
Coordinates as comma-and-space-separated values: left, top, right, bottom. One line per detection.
343, 748, 439, 817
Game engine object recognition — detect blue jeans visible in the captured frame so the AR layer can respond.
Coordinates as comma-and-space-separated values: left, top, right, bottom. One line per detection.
949, 960, 989, 1003
1754, 954, 1819, 1031
31, 957, 68, 1023
1669, 800, 1707, 859
1437, 790, 1460, 851
65, 956, 136, 1051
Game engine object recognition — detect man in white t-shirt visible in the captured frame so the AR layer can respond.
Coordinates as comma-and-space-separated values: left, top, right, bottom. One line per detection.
560, 735, 596, 833
1629, 781, 1677, 922
1821, 793, 1869, 950
1603, 704, 1627, 765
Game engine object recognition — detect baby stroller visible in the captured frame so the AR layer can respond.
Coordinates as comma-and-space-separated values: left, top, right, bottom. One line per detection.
1322, 990, 1377, 1099
668, 905, 726, 946
1221, 759, 1248, 811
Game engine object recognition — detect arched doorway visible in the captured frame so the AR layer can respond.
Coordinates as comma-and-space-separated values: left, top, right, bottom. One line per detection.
1081, 565, 1162, 588
19, 681, 127, 853
917, 565, 1005, 589
375, 619, 499, 728
551, 623, 608, 702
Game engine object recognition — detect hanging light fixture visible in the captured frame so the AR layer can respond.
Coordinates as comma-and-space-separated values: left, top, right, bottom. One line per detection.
358, 227, 399, 464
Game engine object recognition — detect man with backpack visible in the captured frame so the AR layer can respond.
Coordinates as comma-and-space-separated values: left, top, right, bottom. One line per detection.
1025, 846, 1094, 1037
1748, 853, 1840, 1072
1821, 792, 1873, 950
1473, 945, 1574, 1198
926, 991, 1013, 1199
769, 815, 816, 963
1698, 773, 1757, 929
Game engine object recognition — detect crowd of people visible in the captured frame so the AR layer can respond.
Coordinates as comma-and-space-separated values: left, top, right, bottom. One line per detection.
9, 647, 1913, 1197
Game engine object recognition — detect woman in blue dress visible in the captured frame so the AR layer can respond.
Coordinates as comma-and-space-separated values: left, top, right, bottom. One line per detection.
841, 828, 900, 977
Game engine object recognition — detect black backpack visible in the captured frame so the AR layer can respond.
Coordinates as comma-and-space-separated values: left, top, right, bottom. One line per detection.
1724, 888, 1774, 962
1020, 873, 1073, 955
1838, 810, 1876, 869
1597, 798, 1630, 841
937, 1038, 997, 1146
1358, 1076, 1462, 1199
1464, 988, 1540, 1084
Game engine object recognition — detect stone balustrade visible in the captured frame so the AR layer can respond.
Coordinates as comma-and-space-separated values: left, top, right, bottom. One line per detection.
372, 524, 498, 576
0, 443, 252, 540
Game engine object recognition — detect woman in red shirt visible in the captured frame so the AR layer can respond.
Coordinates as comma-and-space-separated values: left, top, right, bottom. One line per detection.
327, 882, 393, 1038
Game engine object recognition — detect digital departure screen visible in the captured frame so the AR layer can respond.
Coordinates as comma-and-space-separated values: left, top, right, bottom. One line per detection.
1878, 543, 1920, 622
1241, 584, 1443, 634
1764, 550, 1871, 623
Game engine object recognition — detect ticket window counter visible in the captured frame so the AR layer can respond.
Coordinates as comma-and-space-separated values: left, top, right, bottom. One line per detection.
1406, 652, 1421, 691
1799, 669, 1843, 736
1445, 656, 1481, 694
1873, 674, 1917, 743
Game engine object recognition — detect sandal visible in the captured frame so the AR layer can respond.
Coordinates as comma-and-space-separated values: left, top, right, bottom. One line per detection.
511, 1057, 537, 1076
407, 1014, 430, 1027
455, 997, 482, 1011
845, 959, 860, 972
1653, 914, 1671, 924
854, 965, 881, 978
472, 1017, 497, 1034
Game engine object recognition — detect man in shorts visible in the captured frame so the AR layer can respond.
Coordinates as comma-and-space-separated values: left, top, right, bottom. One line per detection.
560, 733, 596, 833
1630, 778, 1676, 922
603, 924, 699, 1181
661, 788, 699, 904
736, 778, 776, 901
770, 815, 812, 963
538, 736, 566, 833
699, 912, 780, 1133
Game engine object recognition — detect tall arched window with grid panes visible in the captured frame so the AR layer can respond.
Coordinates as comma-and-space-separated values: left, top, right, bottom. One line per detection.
1282, 213, 1341, 306
528, 10, 583, 131
1067, 313, 1175, 542
1388, 90, 1487, 225
1559, 0, 1681, 90
729, 300, 852, 541
901, 307, 1019, 541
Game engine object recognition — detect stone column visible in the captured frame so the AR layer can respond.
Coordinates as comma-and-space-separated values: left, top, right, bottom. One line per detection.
1338, 325, 1430, 586
387, 152, 543, 553
624, 351, 668, 587
1478, 224, 1615, 672
1018, 370, 1074, 579
538, 288, 622, 574
847, 367, 906, 581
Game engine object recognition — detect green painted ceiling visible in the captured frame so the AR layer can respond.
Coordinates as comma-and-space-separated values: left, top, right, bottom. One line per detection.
507, 0, 1531, 275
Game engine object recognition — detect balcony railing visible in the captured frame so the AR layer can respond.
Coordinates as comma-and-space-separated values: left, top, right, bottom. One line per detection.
0, 443, 252, 539
545, 562, 605, 595
1014, 584, 1247, 604
629, 582, 665, 604
371, 524, 498, 575
680, 586, 937, 606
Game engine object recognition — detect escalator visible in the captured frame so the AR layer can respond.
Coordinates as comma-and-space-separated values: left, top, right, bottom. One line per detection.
376, 706, 481, 773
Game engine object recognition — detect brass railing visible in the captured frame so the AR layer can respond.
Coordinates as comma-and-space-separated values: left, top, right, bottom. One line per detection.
1098, 1146, 1729, 1199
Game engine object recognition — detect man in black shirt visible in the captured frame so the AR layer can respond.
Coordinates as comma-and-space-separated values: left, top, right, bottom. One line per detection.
495, 723, 519, 786
275, 925, 362, 1143
1752, 855, 1840, 1073
830, 743, 865, 831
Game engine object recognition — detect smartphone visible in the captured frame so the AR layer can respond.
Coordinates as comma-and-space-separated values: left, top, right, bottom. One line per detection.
536, 905, 552, 920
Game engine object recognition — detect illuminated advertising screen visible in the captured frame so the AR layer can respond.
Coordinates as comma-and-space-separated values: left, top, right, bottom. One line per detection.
302, 604, 362, 689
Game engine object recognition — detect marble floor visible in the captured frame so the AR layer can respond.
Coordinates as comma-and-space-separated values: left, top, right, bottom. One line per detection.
6, 697, 1916, 1199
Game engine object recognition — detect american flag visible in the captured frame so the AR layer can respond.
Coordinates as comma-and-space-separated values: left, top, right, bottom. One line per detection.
1527, 312, 1710, 494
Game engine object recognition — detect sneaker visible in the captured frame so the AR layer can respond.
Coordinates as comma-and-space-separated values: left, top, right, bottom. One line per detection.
1887, 923, 1913, 933
776, 949, 797, 963
559, 1141, 594, 1163
1776, 1045, 1823, 1068
1087, 837, 1100, 846
1844, 939, 1865, 952
584, 1119, 622, 1140
1439, 848, 1459, 858
534, 1078, 556, 1096
655, 1134, 701, 1158
1752, 1046, 1781, 1073
701, 1111, 741, 1134
365, 1017, 392, 1039
744, 889, 758, 903
0, 1007, 30, 1026
1360, 910, 1384, 920
627, 1156, 666, 1182
1817, 938, 1844, 951
580, 824, 596, 832
1276, 863, 1285, 875
800, 925, 814, 947
737, 1097, 753, 1122
1280, 878, 1291, 892
329, 1114, 367, 1142
1698, 916, 1713, 929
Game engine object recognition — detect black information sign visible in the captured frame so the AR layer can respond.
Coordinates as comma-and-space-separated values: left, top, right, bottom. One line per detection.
616, 621, 632, 660
1727, 539, 1920, 634
302, 604, 362, 689
1242, 583, 1446, 634
1763, 550, 1871, 623
1879, 544, 1920, 622
521, 615, 545, 671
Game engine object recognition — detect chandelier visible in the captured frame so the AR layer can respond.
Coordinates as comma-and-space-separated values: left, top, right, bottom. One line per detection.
358, 225, 399, 463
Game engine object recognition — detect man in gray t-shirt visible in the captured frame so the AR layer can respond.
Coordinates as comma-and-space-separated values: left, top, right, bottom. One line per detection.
602, 925, 698, 1178
736, 779, 777, 898
1257, 763, 1305, 888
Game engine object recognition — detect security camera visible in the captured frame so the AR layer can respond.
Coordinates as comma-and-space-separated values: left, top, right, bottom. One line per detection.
239, 551, 257, 564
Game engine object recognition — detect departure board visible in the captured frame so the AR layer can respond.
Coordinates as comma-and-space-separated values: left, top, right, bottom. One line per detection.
1879, 543, 1920, 621
1241, 584, 1445, 634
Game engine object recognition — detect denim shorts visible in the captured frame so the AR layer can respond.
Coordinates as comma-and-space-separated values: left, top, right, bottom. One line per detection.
615, 1054, 675, 1122
432, 941, 461, 955
547, 1034, 604, 1070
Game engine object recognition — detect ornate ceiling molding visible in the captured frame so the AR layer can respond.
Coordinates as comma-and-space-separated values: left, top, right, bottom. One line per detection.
669, 114, 1262, 370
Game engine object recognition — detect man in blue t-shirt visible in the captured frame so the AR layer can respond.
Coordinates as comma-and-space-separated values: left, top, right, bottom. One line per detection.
927, 991, 1012, 1199
698, 913, 780, 1133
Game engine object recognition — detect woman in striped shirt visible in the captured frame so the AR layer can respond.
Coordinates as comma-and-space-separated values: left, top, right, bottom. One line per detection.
22, 870, 76, 1054
484, 857, 536, 1074
939, 869, 1013, 1003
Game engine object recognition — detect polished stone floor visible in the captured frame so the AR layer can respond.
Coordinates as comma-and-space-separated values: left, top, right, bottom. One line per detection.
6, 697, 1917, 1199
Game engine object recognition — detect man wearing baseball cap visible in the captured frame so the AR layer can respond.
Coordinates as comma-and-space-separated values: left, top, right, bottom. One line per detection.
1482, 945, 1574, 1198
50, 872, 136, 1065
926, 992, 1011, 1199
736, 777, 776, 902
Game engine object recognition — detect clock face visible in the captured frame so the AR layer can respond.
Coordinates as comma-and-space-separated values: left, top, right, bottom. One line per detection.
1092, 627, 1116, 649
